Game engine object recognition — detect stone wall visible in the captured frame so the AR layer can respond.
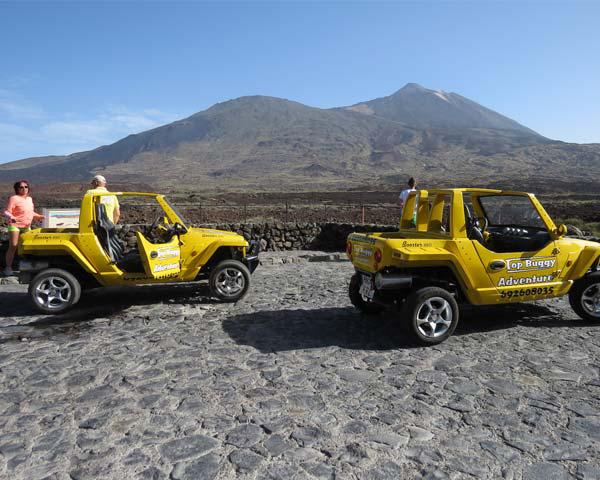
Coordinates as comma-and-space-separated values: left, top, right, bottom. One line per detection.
200, 222, 398, 251
114, 222, 398, 253
0, 223, 397, 267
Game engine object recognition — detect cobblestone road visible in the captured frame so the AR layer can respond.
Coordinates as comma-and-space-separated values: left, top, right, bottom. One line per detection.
0, 252, 599, 480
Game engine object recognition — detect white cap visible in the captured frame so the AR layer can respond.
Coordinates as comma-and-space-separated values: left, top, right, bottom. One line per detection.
91, 174, 107, 184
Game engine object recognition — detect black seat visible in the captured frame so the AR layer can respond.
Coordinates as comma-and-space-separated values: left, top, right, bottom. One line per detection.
464, 204, 485, 243
94, 203, 124, 263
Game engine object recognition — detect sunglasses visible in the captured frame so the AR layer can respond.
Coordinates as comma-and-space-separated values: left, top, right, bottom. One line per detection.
18, 185, 29, 189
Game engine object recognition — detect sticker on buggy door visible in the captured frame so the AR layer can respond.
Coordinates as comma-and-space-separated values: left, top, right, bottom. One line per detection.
506, 256, 556, 273
498, 273, 556, 287
155, 246, 180, 260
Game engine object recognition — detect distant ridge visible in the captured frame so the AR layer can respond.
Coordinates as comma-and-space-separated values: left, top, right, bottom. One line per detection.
1, 84, 598, 191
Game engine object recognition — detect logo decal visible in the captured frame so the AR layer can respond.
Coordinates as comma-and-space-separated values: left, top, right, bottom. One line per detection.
153, 262, 179, 273
506, 256, 556, 273
498, 273, 556, 287
156, 247, 180, 260
401, 241, 433, 248
348, 234, 377, 244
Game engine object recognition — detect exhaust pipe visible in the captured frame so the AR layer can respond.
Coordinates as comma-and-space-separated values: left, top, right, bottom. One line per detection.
374, 273, 412, 290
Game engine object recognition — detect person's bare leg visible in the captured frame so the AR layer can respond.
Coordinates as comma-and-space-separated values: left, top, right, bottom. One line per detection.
5, 230, 20, 271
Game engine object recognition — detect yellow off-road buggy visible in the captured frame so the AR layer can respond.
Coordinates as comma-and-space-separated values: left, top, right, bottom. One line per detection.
347, 188, 600, 345
17, 191, 259, 313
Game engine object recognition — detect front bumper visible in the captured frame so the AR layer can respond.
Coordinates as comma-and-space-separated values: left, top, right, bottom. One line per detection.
243, 240, 261, 273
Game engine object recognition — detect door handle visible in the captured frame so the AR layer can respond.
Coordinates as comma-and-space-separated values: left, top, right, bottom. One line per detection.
489, 260, 506, 271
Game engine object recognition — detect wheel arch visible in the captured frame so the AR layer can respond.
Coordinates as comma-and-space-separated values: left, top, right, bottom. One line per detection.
196, 245, 245, 278
20, 241, 97, 274
20, 255, 101, 289
567, 247, 600, 281
388, 264, 470, 303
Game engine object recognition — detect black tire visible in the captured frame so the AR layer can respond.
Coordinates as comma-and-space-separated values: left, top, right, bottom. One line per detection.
569, 272, 600, 321
209, 260, 251, 302
402, 286, 459, 345
349, 274, 385, 314
28, 268, 82, 314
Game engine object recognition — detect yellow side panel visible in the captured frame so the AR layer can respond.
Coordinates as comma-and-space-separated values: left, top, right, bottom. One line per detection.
136, 232, 181, 279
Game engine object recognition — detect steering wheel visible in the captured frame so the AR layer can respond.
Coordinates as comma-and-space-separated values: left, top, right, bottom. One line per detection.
478, 216, 488, 232
148, 215, 162, 232
467, 215, 488, 243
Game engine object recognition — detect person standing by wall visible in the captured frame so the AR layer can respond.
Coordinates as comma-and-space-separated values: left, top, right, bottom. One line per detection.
3, 180, 44, 276
399, 177, 418, 226
86, 174, 120, 224
399, 177, 417, 209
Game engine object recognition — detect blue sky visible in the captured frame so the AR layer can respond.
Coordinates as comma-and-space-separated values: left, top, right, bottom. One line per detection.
1, 0, 599, 164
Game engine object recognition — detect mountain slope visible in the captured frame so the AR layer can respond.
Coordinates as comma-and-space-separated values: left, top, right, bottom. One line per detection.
0, 84, 598, 191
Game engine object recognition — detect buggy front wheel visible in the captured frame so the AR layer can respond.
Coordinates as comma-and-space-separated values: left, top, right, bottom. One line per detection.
569, 272, 600, 321
209, 260, 251, 302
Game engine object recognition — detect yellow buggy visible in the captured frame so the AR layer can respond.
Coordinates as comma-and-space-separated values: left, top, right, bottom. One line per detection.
346, 188, 600, 345
17, 191, 259, 313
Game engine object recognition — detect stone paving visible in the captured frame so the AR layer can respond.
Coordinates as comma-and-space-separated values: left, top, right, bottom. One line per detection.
0, 251, 599, 480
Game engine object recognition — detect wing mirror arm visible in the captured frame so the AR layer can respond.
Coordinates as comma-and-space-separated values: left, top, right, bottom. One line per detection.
554, 224, 568, 238
172, 222, 188, 244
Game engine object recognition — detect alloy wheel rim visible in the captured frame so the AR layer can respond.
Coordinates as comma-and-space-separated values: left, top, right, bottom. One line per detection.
35, 277, 72, 309
416, 296, 453, 338
581, 283, 600, 317
215, 268, 245, 297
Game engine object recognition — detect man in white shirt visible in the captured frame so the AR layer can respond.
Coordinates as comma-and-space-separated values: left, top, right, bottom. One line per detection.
86, 175, 120, 223
399, 177, 417, 209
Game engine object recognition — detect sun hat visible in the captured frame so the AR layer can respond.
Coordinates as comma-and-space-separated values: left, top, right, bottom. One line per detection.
91, 174, 107, 184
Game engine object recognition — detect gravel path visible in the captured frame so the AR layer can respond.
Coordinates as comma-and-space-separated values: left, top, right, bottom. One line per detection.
0, 252, 599, 480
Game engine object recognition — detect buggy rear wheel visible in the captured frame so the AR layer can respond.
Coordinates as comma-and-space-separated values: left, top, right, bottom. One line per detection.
28, 268, 81, 314
402, 286, 458, 345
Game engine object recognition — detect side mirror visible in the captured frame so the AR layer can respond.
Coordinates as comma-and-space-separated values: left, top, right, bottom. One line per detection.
556, 224, 568, 237
173, 222, 188, 235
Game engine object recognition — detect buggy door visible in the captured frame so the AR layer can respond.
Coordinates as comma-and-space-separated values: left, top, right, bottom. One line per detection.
136, 232, 181, 279
469, 194, 565, 300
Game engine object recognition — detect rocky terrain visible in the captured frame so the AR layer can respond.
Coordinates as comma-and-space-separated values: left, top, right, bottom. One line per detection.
1, 188, 598, 229
1, 252, 599, 479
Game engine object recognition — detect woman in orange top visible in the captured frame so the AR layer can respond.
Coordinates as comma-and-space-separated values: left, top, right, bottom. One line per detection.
3, 180, 44, 276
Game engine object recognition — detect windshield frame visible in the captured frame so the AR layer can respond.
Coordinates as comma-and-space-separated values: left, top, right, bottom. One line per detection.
161, 196, 189, 227
477, 194, 549, 230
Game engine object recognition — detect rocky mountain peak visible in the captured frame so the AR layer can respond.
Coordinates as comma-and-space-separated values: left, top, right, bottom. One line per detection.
396, 82, 427, 93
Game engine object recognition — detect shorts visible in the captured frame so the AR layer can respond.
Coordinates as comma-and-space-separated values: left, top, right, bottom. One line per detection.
7, 226, 30, 233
